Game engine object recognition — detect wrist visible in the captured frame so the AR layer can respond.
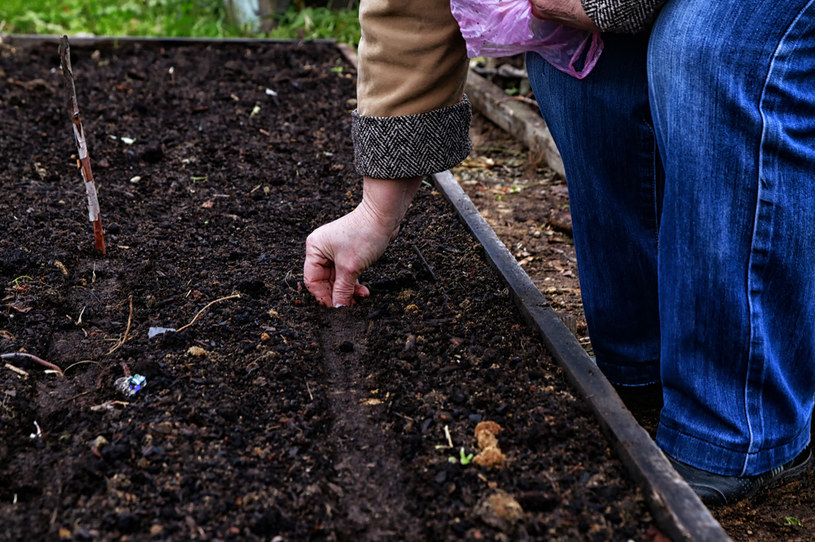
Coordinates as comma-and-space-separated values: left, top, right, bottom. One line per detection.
360, 176, 423, 231
529, 0, 599, 31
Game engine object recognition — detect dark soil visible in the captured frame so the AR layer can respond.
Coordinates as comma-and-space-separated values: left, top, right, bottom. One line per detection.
0, 40, 659, 541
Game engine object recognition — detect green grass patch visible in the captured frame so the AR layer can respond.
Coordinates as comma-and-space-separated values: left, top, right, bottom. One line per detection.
0, 0, 361, 44
266, 6, 360, 45
0, 0, 238, 37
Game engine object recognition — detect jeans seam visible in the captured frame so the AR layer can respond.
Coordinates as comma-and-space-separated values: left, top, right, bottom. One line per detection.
646, 119, 661, 246
742, 0, 815, 476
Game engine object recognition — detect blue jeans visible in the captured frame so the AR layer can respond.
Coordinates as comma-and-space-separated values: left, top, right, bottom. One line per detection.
527, 0, 815, 476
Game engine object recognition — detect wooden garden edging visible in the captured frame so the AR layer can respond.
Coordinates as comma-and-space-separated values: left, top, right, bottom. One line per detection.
464, 70, 565, 178
432, 171, 731, 542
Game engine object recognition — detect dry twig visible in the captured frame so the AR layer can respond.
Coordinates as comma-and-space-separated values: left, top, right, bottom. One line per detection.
62, 359, 103, 375
4, 363, 29, 378
176, 293, 241, 333
107, 295, 134, 355
1, 352, 63, 375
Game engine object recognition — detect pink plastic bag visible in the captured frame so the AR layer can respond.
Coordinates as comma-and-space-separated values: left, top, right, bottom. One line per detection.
450, 0, 604, 79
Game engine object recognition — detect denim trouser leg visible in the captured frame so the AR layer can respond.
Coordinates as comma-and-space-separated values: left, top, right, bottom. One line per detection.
649, 0, 815, 475
528, 2, 815, 475
526, 33, 663, 388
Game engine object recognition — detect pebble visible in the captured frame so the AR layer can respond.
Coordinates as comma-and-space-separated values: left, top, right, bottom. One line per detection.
474, 491, 524, 532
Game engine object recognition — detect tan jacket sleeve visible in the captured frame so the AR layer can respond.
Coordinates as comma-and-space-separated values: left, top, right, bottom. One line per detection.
352, 0, 472, 179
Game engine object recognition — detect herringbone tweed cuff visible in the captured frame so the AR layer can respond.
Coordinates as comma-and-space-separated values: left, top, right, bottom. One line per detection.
581, 0, 666, 33
351, 96, 472, 179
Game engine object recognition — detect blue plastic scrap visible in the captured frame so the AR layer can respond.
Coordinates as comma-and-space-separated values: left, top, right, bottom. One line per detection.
128, 374, 146, 393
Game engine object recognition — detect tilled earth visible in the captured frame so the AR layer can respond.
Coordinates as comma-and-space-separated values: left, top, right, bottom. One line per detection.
0, 40, 657, 541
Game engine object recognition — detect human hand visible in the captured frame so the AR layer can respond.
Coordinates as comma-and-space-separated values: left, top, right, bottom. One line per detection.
529, 0, 600, 31
303, 176, 422, 307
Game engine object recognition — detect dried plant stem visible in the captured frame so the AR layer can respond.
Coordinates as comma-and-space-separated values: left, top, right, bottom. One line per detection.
58, 35, 106, 255
1, 352, 63, 376
107, 295, 134, 355
176, 293, 242, 333
62, 359, 103, 375
4, 363, 29, 378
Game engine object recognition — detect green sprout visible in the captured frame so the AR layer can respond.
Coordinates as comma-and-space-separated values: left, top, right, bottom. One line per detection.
11, 275, 33, 287
784, 517, 802, 527
448, 447, 474, 465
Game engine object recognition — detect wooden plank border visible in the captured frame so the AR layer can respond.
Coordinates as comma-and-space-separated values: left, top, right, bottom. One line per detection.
464, 70, 565, 177
432, 170, 731, 542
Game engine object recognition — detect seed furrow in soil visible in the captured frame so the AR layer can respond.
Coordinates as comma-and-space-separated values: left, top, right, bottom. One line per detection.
318, 312, 421, 540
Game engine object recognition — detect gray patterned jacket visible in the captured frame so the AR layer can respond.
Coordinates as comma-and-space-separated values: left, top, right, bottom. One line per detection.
583, 0, 667, 33
352, 0, 666, 180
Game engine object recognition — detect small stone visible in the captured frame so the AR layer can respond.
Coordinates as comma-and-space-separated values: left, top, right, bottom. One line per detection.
396, 289, 414, 302
473, 420, 506, 468
90, 435, 108, 452
474, 490, 524, 532
475, 421, 502, 448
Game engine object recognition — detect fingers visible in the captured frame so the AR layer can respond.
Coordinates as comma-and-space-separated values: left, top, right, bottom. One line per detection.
303, 198, 401, 307
303, 234, 335, 307
331, 270, 360, 308
354, 282, 370, 299
388, 225, 401, 243
304, 230, 370, 308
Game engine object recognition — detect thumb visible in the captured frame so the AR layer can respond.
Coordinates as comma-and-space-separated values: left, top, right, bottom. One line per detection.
331, 270, 360, 308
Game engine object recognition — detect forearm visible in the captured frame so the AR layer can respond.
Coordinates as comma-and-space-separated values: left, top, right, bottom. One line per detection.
353, 0, 472, 179
357, 0, 468, 117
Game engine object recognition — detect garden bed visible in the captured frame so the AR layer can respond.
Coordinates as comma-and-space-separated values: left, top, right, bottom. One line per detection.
1, 36, 811, 541
0, 38, 656, 540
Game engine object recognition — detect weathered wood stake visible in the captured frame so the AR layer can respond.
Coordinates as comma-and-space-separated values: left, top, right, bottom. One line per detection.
58, 35, 106, 255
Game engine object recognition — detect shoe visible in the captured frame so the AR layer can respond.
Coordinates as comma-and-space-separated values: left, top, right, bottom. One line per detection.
667, 446, 813, 506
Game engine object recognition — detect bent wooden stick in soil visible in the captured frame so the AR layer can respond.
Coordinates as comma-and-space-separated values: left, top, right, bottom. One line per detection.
58, 35, 106, 255
1, 352, 64, 375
